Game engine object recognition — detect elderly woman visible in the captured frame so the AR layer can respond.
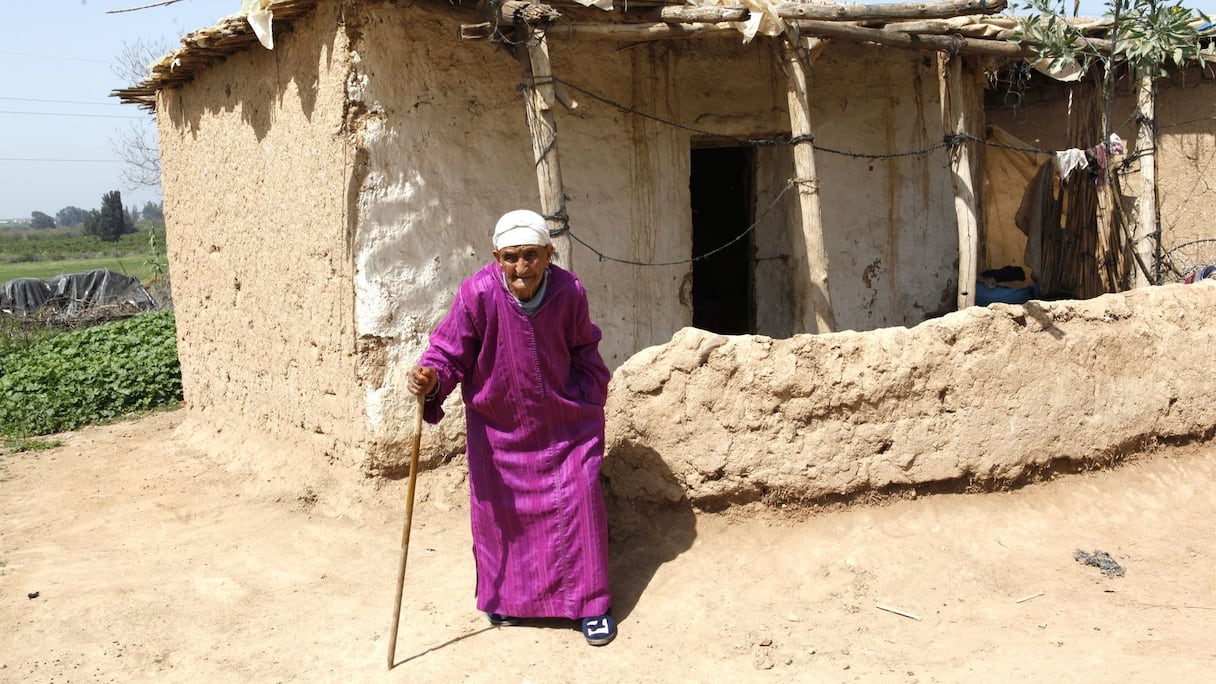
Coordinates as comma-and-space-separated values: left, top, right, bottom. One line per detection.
407, 209, 616, 646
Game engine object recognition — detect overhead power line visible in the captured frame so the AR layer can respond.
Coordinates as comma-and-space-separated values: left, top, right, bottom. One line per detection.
0, 96, 124, 107
0, 110, 143, 120
0, 50, 109, 64
106, 0, 190, 13
0, 158, 120, 163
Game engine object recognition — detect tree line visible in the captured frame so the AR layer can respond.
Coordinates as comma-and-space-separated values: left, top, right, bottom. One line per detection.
25, 192, 164, 242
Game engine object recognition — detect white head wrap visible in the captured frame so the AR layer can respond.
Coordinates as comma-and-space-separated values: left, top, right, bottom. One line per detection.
493, 209, 552, 250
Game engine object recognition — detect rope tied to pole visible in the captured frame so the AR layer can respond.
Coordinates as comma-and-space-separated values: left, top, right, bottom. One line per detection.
543, 208, 571, 238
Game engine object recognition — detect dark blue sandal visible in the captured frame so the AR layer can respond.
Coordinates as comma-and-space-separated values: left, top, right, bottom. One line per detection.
487, 613, 522, 627
580, 614, 617, 646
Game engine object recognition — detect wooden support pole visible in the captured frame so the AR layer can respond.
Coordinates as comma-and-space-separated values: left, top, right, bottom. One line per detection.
780, 30, 836, 334
518, 35, 573, 268
943, 54, 980, 309
1133, 68, 1158, 288
1092, 95, 1118, 296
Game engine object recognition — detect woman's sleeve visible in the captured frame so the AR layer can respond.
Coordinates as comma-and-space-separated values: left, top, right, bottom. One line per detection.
418, 289, 481, 424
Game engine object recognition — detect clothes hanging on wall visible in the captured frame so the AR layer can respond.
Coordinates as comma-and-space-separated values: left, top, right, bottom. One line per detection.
1054, 134, 1125, 185
1015, 159, 1060, 294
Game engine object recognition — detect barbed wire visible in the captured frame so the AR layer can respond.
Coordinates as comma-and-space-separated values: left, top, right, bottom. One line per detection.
516, 75, 1149, 268
554, 77, 980, 160
566, 181, 799, 267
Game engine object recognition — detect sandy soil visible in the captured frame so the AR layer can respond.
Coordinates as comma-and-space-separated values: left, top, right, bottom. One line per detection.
2, 409, 1215, 682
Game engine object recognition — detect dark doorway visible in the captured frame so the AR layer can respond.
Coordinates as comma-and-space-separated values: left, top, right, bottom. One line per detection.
690, 146, 753, 334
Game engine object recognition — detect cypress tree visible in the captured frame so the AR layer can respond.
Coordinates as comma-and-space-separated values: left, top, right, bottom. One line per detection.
96, 191, 126, 242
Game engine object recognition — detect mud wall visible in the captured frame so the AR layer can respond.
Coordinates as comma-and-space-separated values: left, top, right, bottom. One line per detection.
157, 3, 364, 471
353, 15, 967, 468
154, 3, 983, 477
604, 283, 1216, 508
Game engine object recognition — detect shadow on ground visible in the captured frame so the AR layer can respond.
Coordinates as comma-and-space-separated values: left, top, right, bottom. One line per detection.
603, 445, 698, 622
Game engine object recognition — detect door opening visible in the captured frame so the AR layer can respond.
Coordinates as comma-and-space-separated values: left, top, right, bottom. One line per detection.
690, 146, 754, 334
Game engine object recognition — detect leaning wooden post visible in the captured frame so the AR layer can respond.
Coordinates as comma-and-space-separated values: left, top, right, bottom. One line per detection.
943, 54, 980, 309
779, 29, 837, 334
518, 33, 573, 267
1093, 92, 1121, 297
1132, 67, 1158, 288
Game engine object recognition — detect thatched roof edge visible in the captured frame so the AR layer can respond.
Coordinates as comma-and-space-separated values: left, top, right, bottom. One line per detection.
114, 0, 1214, 111
111, 0, 320, 110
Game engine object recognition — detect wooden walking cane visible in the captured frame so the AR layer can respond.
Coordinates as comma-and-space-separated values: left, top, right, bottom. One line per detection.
387, 393, 425, 670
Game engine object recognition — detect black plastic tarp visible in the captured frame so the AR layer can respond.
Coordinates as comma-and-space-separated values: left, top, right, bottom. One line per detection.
1, 269, 158, 317
1, 278, 53, 314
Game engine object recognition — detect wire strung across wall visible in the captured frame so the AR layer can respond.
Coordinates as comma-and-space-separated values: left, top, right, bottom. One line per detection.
535, 76, 1060, 267
548, 76, 1164, 167
552, 77, 1056, 159
568, 181, 799, 267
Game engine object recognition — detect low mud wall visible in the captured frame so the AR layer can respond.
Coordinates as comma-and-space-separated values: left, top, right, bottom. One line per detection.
603, 283, 1216, 508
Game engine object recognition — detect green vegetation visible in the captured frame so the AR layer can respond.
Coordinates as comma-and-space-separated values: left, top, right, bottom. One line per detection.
0, 314, 57, 355
0, 224, 162, 258
0, 224, 165, 283
3, 436, 64, 455
1014, 0, 1213, 77
0, 257, 158, 284
29, 212, 55, 230
0, 310, 182, 438
84, 191, 134, 242
0, 199, 176, 437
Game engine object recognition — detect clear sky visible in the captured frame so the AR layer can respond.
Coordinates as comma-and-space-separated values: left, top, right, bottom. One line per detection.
0, 0, 1212, 220
0, 0, 233, 220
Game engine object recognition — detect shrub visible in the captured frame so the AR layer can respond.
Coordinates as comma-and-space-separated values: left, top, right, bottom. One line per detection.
0, 310, 182, 437
0, 314, 56, 355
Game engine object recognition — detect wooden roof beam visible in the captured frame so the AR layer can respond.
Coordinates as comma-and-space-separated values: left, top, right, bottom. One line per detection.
659, 0, 1007, 24
536, 21, 738, 42
497, 0, 562, 26
526, 19, 1031, 57
790, 20, 1029, 56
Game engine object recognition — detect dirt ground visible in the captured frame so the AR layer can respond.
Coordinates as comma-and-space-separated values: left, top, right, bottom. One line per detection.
3, 409, 1215, 682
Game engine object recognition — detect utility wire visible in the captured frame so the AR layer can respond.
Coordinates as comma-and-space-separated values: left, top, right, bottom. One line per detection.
0, 96, 124, 107
0, 158, 121, 163
0, 50, 109, 64
0, 110, 143, 120
106, 0, 190, 13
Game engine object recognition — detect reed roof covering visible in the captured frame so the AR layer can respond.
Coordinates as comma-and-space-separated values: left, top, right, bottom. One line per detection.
112, 0, 319, 109
112, 0, 1123, 111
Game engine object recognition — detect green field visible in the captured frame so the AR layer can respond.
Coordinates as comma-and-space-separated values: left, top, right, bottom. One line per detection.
0, 224, 164, 284
0, 257, 157, 284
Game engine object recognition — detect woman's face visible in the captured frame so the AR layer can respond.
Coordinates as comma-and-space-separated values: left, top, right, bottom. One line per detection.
494, 244, 554, 301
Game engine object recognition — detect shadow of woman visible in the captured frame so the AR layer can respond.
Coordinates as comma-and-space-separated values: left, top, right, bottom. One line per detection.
602, 442, 697, 622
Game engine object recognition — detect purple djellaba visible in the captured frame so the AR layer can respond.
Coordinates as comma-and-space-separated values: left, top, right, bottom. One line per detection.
407, 209, 618, 646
